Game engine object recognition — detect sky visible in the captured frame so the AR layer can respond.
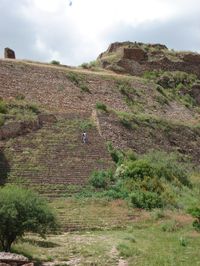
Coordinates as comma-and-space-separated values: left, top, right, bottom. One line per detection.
0, 0, 200, 66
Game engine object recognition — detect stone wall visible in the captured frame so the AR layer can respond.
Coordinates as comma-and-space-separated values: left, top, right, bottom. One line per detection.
123, 48, 148, 62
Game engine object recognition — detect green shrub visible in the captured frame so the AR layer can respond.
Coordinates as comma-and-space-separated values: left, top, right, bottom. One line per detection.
107, 142, 124, 164
179, 237, 188, 247
102, 189, 128, 200
143, 151, 190, 186
51, 60, 60, 65
89, 170, 113, 189
130, 190, 163, 210
95, 102, 108, 112
81, 62, 89, 69
188, 207, 200, 231
119, 159, 154, 179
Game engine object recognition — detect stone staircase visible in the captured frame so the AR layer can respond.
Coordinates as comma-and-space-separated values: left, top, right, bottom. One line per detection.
4, 112, 114, 198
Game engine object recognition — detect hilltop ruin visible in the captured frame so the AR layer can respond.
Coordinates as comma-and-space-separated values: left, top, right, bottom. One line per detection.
98, 41, 200, 78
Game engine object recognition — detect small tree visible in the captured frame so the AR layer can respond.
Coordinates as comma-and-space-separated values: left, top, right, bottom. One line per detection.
0, 185, 58, 252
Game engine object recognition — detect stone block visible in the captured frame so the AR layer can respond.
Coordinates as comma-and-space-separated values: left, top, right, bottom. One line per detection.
4, 48, 15, 59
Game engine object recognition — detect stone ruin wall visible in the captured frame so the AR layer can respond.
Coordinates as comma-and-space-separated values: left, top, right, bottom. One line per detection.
118, 48, 200, 78
100, 45, 200, 78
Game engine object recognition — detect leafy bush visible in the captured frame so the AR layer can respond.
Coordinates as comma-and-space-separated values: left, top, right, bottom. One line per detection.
142, 151, 190, 186
188, 207, 200, 231
81, 62, 89, 69
95, 102, 108, 112
0, 185, 58, 252
51, 60, 60, 65
130, 190, 163, 210
116, 159, 154, 180
80, 60, 99, 69
89, 170, 113, 189
112, 150, 191, 209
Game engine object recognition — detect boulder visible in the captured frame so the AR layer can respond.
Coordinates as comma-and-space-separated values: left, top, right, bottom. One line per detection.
4, 48, 15, 59
0, 253, 29, 266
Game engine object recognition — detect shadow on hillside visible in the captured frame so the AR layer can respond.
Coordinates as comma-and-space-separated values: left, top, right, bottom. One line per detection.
0, 150, 10, 185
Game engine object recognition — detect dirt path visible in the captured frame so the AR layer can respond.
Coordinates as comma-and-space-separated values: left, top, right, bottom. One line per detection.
110, 246, 128, 266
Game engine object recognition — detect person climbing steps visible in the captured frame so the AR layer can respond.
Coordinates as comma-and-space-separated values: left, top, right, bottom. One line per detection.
82, 132, 88, 144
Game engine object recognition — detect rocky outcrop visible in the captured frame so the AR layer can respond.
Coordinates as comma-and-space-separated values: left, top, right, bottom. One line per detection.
0, 253, 31, 266
4, 48, 15, 59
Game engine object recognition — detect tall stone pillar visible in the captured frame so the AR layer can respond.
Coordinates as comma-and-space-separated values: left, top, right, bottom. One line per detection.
4, 48, 16, 59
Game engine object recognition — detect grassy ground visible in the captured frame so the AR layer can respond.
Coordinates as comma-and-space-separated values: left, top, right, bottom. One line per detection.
14, 202, 200, 266
9, 168, 200, 265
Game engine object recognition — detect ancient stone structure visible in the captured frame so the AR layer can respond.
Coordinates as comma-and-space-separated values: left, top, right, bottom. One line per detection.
4, 48, 15, 59
98, 41, 200, 78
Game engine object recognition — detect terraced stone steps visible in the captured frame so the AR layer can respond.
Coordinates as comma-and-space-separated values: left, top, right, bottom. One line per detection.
4, 112, 114, 197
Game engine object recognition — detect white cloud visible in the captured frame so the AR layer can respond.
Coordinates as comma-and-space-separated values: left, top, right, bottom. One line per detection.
0, 0, 200, 65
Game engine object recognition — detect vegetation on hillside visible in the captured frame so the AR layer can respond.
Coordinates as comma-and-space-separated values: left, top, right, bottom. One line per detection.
0, 97, 41, 127
143, 70, 200, 108
0, 185, 58, 252
87, 148, 195, 210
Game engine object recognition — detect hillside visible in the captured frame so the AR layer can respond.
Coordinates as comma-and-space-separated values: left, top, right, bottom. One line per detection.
0, 46, 200, 197
1, 43, 200, 265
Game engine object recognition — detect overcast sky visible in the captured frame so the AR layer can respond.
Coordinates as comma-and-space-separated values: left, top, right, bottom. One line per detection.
0, 0, 200, 66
